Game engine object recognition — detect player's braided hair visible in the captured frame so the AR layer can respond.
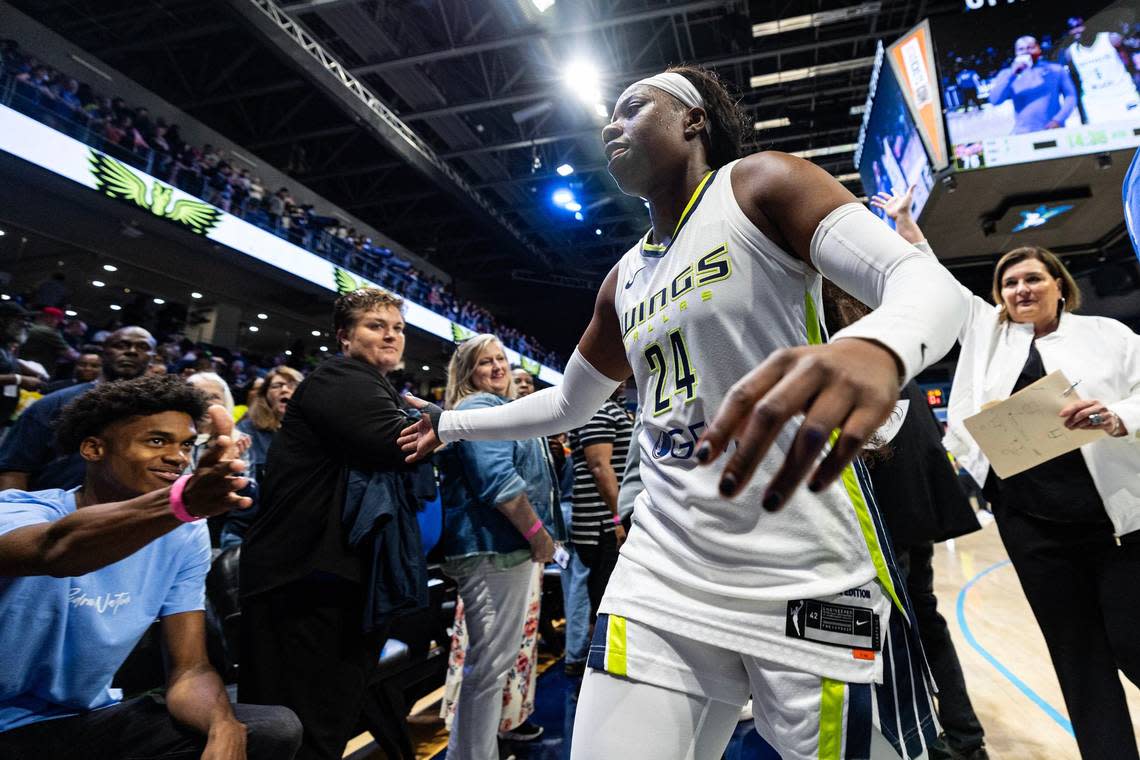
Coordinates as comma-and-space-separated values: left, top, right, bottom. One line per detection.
667, 64, 749, 169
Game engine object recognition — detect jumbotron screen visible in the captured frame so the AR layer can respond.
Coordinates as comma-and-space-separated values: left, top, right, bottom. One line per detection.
856, 45, 934, 229
935, 0, 1140, 170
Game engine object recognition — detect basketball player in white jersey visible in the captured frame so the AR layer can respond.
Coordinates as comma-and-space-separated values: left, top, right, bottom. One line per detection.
400, 66, 968, 759
1064, 19, 1140, 123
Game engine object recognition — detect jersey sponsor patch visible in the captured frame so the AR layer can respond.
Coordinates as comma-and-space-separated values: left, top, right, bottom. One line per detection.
785, 598, 881, 652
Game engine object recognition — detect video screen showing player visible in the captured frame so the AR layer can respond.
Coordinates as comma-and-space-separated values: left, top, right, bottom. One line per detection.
856, 52, 933, 229
937, 0, 1139, 162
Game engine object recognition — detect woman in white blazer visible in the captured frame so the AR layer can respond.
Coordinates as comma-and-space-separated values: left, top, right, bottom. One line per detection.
873, 187, 1140, 760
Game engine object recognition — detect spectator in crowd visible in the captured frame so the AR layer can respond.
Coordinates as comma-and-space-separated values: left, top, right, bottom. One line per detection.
435, 334, 563, 760
61, 319, 87, 350
0, 302, 40, 429
1, 38, 566, 371
19, 307, 72, 375
0, 375, 303, 760
240, 289, 426, 760
221, 366, 302, 549
0, 326, 155, 491
236, 366, 301, 479
147, 358, 170, 376
41, 347, 102, 395
568, 383, 633, 619
878, 185, 1140, 760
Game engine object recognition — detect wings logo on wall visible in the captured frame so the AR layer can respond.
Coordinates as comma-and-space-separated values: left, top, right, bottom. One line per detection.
88, 151, 222, 235
334, 267, 365, 294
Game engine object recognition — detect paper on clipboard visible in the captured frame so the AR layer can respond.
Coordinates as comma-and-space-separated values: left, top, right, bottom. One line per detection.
962, 370, 1104, 478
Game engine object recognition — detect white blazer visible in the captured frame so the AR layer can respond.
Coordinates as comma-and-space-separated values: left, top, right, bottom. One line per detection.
942, 271, 1140, 537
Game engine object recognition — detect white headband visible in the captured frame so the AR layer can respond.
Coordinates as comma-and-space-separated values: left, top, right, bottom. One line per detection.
630, 72, 710, 137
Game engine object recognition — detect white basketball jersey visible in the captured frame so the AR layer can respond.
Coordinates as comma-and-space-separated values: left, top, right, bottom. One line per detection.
1069, 33, 1140, 121
603, 161, 903, 682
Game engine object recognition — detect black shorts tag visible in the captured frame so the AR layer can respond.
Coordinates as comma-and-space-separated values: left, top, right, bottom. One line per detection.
785, 599, 881, 652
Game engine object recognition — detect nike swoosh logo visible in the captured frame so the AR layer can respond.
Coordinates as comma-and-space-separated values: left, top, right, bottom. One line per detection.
624, 266, 646, 289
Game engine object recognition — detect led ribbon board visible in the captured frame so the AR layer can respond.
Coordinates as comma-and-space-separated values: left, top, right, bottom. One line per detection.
0, 104, 563, 384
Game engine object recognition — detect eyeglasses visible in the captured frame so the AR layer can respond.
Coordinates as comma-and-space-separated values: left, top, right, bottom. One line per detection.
268, 381, 298, 391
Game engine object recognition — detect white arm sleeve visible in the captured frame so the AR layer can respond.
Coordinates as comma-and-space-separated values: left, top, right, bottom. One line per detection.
437, 348, 622, 443
810, 203, 968, 384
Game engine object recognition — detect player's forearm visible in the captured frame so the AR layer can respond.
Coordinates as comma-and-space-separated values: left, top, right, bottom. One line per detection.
440, 349, 619, 443
0, 490, 181, 577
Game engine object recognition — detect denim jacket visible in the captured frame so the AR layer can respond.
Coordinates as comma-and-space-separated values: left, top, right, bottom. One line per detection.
438, 392, 565, 560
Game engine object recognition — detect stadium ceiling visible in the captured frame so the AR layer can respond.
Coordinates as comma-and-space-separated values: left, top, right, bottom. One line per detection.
11, 0, 946, 344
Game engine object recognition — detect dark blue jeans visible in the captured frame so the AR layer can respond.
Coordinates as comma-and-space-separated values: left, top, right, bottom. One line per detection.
0, 694, 302, 760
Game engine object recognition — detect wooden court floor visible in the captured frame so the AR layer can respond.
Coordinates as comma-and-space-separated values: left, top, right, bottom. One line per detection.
935, 514, 1140, 759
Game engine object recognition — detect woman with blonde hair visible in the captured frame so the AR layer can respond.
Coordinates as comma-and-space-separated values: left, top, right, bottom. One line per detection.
436, 334, 564, 760
237, 366, 303, 479
875, 186, 1140, 760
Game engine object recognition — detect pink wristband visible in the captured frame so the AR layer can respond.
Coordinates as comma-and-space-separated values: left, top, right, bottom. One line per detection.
169, 474, 202, 523
523, 520, 544, 540
612, 513, 622, 525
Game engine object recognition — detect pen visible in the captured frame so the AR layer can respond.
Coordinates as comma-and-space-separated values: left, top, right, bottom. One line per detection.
1061, 379, 1081, 397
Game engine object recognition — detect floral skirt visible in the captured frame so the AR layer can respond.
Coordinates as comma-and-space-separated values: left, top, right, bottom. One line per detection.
440, 562, 543, 732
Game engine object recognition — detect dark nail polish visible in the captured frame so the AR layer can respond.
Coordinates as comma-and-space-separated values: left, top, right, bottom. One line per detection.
719, 475, 737, 496
808, 479, 823, 492
696, 443, 711, 462
762, 491, 783, 511
803, 427, 825, 449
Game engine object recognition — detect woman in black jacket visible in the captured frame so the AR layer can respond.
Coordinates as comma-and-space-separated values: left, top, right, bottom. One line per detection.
239, 288, 423, 760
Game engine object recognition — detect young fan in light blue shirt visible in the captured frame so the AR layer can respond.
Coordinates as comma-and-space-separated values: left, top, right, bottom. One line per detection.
0, 375, 301, 760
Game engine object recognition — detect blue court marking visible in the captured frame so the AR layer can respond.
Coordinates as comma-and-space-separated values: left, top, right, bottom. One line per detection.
955, 559, 1075, 737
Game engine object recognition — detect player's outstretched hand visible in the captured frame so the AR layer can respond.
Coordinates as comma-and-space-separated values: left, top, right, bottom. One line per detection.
399, 395, 442, 463
695, 339, 899, 511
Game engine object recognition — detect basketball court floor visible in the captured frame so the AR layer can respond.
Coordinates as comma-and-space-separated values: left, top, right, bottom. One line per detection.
345, 515, 1140, 759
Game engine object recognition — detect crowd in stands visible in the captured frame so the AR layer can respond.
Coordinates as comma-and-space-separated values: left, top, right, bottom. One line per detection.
0, 39, 564, 369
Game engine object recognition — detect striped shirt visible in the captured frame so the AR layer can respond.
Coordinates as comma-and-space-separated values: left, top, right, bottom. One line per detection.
569, 398, 633, 545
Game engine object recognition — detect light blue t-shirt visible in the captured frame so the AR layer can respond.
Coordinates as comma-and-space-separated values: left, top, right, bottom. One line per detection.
0, 489, 211, 732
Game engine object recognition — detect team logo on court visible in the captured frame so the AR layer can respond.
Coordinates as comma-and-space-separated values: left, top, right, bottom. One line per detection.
88, 151, 222, 236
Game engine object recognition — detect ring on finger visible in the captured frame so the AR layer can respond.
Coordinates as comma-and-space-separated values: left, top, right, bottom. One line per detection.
1088, 413, 1104, 426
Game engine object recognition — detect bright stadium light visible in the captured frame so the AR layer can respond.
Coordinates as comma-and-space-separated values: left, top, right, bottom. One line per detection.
190, 291, 203, 299
556, 163, 574, 176
109, 304, 122, 311
753, 117, 791, 130
422, 365, 430, 371
249, 325, 259, 332
531, 0, 555, 11
574, 211, 584, 221
552, 188, 575, 207
564, 59, 601, 104
311, 329, 321, 336
257, 312, 268, 320
565, 201, 582, 213
102, 264, 118, 272
91, 280, 105, 288
595, 228, 603, 235
153, 297, 165, 305
65, 309, 77, 316
319, 345, 328, 352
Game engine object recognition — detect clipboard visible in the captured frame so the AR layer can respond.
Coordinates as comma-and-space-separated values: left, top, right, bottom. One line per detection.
962, 370, 1104, 478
